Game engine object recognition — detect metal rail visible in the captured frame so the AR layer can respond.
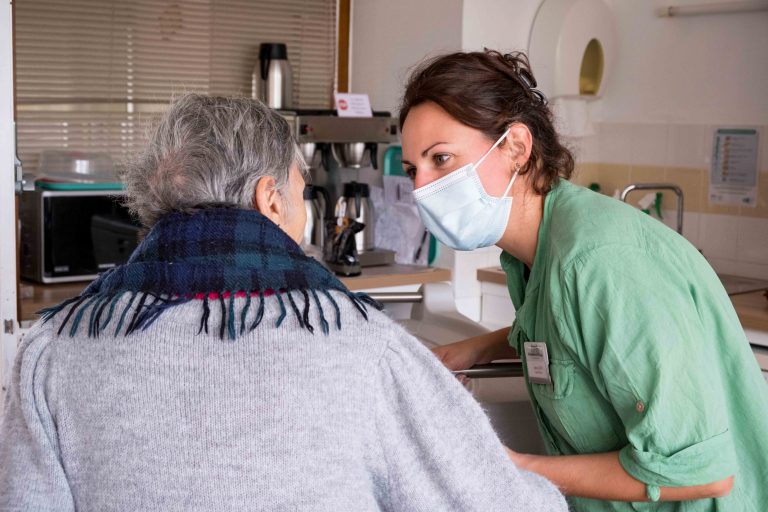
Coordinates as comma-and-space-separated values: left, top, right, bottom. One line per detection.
453, 361, 525, 379
620, 183, 684, 235
367, 291, 423, 304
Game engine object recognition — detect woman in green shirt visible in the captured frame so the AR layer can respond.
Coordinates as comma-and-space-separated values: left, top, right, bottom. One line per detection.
399, 49, 768, 511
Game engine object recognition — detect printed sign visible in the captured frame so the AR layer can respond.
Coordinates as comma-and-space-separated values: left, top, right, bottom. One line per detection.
709, 128, 759, 207
334, 93, 373, 118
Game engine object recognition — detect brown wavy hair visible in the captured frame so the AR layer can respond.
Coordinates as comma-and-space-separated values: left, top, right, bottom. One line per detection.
399, 50, 573, 194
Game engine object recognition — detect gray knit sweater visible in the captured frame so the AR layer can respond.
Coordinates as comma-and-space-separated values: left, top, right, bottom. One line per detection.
0, 291, 566, 511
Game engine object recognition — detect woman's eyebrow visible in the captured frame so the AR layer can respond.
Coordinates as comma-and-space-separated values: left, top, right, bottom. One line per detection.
402, 141, 449, 166
421, 141, 448, 157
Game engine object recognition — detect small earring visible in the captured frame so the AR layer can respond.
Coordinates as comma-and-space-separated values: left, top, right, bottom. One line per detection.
515, 162, 521, 172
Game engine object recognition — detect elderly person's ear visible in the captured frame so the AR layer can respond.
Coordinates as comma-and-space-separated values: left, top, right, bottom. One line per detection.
252, 165, 307, 243
253, 175, 283, 226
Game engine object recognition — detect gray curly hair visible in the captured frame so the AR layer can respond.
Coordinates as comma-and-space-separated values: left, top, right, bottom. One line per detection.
122, 93, 307, 228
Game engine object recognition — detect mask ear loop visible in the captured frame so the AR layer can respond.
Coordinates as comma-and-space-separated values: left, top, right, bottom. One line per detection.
501, 162, 521, 198
475, 128, 519, 199
475, 128, 511, 169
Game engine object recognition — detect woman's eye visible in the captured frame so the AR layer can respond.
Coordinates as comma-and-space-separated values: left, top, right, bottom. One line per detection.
404, 166, 416, 180
433, 153, 451, 166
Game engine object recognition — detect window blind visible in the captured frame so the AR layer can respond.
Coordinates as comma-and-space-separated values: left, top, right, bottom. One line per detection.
14, 0, 338, 173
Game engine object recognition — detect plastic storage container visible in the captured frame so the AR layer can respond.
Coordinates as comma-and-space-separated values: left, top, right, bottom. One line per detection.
37, 150, 119, 186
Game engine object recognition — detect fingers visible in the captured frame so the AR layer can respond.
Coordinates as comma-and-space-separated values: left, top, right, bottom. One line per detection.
431, 346, 473, 389
430, 346, 451, 365
456, 372, 474, 391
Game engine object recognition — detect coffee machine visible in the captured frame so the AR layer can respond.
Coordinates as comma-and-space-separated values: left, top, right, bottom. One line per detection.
335, 181, 374, 253
280, 110, 398, 268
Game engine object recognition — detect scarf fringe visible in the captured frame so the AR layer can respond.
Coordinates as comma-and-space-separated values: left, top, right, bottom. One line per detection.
40, 288, 383, 340
250, 292, 265, 331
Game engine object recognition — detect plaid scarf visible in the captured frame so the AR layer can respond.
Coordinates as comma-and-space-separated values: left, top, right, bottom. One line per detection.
40, 207, 381, 339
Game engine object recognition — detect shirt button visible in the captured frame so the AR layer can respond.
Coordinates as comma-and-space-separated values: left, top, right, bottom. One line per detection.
636, 400, 646, 413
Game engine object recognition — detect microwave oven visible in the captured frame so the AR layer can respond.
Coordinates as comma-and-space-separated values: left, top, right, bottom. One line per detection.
20, 189, 141, 283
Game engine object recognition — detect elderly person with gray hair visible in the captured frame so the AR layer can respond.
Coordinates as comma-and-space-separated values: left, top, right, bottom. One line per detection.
0, 94, 566, 512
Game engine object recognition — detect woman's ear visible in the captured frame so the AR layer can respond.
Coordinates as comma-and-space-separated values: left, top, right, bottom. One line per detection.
505, 123, 533, 167
253, 176, 283, 225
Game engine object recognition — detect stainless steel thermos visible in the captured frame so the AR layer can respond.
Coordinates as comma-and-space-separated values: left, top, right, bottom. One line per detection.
252, 42, 293, 109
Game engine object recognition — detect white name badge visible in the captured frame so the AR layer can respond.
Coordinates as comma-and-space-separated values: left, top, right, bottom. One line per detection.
524, 342, 552, 385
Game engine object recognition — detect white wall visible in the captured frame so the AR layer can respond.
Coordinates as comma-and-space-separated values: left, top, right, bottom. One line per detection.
349, 0, 544, 114
349, 0, 463, 114
594, 0, 768, 125
461, 0, 541, 53
351, 0, 767, 126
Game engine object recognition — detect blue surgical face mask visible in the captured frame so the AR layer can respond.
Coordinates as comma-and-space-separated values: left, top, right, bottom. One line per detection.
412, 129, 518, 251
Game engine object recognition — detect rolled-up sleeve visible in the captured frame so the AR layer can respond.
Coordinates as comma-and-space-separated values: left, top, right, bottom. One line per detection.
618, 430, 735, 491
563, 246, 738, 493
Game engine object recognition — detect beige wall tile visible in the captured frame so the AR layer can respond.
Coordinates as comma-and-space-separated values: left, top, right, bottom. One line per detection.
736, 216, 768, 265
738, 171, 768, 219
595, 163, 631, 198
629, 165, 666, 183
572, 163, 601, 188
627, 165, 675, 211
667, 167, 705, 212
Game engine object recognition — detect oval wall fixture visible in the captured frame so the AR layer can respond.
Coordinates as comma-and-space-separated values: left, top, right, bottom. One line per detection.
579, 38, 604, 96
527, 0, 617, 100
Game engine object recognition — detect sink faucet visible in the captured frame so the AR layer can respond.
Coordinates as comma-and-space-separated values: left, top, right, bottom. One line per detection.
620, 183, 684, 235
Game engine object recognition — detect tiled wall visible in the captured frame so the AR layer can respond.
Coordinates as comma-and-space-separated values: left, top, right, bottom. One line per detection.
441, 122, 768, 324
571, 122, 768, 280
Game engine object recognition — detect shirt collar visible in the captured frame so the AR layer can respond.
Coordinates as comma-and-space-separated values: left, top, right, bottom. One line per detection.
499, 179, 563, 328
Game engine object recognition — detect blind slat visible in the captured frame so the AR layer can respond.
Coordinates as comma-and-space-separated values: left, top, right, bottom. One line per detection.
16, 0, 337, 173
